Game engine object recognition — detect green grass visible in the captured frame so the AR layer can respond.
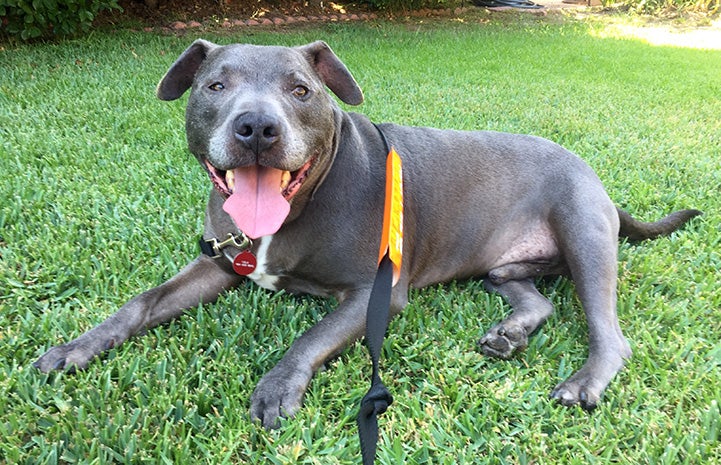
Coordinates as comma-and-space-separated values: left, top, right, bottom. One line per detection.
1, 13, 720, 464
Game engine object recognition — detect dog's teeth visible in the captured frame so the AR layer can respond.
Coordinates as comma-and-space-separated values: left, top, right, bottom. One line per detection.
280, 170, 291, 191
226, 170, 235, 192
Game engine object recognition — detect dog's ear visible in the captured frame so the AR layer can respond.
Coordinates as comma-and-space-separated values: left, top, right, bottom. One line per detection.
157, 39, 218, 101
298, 41, 364, 106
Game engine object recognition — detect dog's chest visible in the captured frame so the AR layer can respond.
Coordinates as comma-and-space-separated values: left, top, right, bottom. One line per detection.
240, 235, 341, 298
242, 237, 280, 291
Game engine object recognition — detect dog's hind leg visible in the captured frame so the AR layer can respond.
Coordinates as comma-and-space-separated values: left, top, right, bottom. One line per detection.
549, 206, 632, 410
479, 278, 555, 359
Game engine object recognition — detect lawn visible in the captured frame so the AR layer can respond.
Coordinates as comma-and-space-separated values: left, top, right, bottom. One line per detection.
1, 11, 720, 465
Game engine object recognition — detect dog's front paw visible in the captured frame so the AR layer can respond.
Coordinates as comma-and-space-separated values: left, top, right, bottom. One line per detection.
33, 341, 104, 373
478, 323, 528, 359
250, 364, 313, 429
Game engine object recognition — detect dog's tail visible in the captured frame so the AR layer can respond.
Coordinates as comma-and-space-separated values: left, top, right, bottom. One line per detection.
617, 207, 702, 241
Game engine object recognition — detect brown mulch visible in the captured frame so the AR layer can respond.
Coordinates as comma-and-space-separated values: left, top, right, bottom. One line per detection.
101, 0, 378, 29
98, 0, 581, 31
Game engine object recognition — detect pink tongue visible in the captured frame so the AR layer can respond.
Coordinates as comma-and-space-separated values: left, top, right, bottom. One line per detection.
222, 165, 290, 239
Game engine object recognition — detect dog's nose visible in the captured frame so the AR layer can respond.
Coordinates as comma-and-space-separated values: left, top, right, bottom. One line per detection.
233, 112, 280, 154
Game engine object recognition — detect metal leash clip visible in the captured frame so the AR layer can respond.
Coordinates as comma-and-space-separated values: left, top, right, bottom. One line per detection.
200, 233, 252, 259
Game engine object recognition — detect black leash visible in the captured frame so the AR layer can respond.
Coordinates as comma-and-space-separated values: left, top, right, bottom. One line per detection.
358, 254, 395, 464
473, 0, 543, 8
357, 124, 402, 465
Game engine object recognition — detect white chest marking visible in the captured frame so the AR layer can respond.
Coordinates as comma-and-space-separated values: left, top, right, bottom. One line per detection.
246, 236, 280, 291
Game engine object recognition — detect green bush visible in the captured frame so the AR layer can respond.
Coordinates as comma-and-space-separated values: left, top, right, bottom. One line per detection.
0, 0, 121, 40
613, 0, 719, 13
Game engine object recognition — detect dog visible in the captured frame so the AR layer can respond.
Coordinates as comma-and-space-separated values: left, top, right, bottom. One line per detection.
34, 40, 701, 429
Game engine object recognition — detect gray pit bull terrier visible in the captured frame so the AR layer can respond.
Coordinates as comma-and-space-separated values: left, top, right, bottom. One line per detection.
35, 40, 701, 428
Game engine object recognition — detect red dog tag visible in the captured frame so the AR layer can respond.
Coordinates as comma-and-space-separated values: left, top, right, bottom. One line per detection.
232, 250, 257, 275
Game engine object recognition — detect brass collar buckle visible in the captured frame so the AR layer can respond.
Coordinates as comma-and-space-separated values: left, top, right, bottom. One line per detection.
199, 233, 252, 259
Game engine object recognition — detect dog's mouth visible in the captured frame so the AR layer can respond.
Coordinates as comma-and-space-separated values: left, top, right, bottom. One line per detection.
203, 158, 314, 239
204, 158, 314, 201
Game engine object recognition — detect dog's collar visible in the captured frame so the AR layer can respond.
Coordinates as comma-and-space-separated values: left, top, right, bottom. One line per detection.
199, 232, 252, 259
373, 122, 390, 155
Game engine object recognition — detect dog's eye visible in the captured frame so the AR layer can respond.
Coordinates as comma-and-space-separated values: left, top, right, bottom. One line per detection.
292, 85, 309, 99
208, 82, 225, 92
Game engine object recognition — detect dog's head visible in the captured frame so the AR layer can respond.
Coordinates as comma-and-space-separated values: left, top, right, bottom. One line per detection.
157, 40, 363, 239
